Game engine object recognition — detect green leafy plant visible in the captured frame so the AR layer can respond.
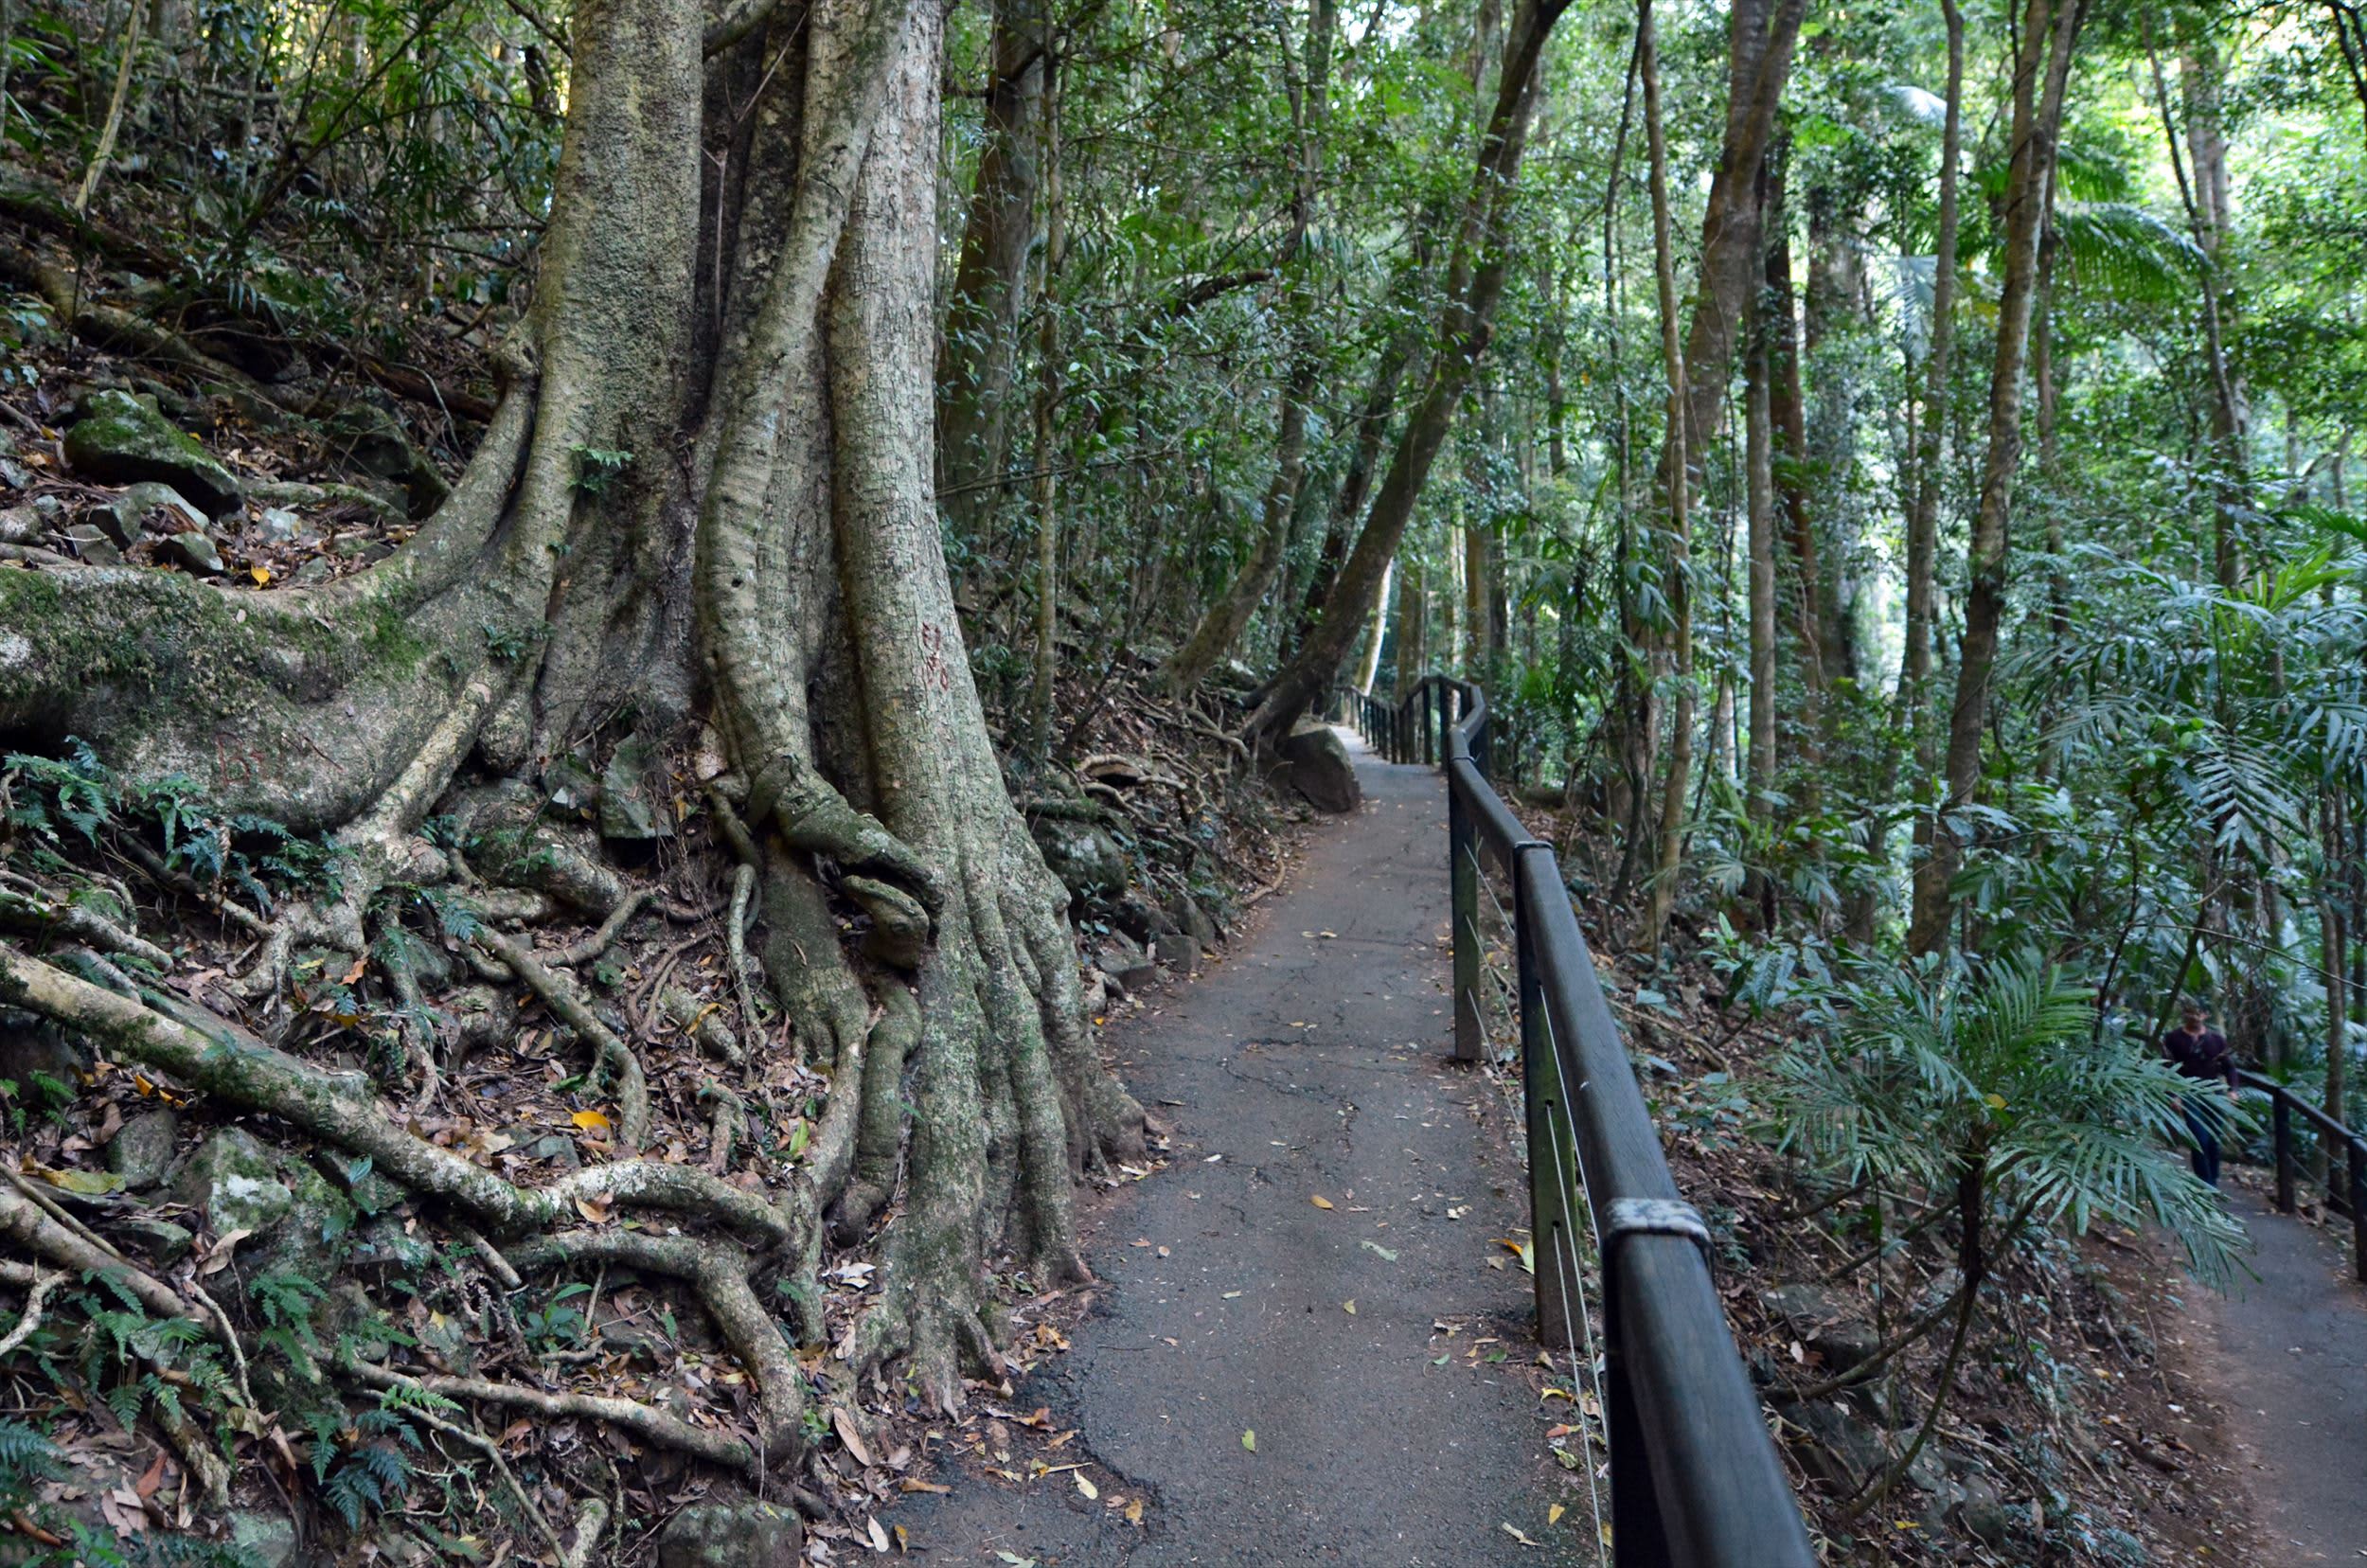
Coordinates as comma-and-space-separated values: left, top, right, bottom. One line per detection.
1769, 956, 2247, 1518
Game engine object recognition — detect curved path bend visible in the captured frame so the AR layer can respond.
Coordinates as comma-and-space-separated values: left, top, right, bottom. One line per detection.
897, 736, 1588, 1565
2182, 1173, 2367, 1563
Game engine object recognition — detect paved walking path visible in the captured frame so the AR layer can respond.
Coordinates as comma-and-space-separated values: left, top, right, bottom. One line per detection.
2185, 1172, 2367, 1562
898, 735, 1589, 1565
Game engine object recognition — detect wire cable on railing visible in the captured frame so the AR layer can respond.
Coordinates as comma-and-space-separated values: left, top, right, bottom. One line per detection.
1538, 998, 1610, 1556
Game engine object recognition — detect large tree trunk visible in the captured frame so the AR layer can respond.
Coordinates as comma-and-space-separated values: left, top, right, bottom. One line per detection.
1, 0, 1142, 1441
1906, 0, 2085, 954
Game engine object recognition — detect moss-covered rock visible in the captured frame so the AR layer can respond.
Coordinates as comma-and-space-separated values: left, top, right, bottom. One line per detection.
104, 1107, 180, 1188
654, 1498, 803, 1568
62, 391, 242, 516
1030, 818, 1128, 899
171, 1127, 294, 1237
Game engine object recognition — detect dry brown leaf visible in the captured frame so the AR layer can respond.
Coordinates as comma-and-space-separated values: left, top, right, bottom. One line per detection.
833, 1407, 875, 1469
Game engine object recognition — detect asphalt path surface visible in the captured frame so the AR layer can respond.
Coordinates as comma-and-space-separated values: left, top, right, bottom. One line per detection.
894, 734, 1591, 1565
2191, 1170, 2367, 1563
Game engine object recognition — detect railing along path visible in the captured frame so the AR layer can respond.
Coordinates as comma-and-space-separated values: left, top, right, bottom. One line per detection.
2240, 1070, 2367, 1281
1339, 676, 1814, 1568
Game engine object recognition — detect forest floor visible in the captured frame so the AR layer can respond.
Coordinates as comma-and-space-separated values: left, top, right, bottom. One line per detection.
888, 737, 1593, 1566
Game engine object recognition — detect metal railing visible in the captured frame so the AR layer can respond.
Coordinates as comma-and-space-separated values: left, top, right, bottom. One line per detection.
1341, 675, 1813, 1568
2239, 1069, 2367, 1281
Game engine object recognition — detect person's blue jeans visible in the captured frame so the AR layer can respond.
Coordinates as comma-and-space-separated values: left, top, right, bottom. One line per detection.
2181, 1096, 2224, 1187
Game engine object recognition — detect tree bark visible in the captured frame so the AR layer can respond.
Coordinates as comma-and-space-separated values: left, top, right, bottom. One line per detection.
1898, 0, 1962, 745
1, 0, 1144, 1431
1640, 0, 1693, 956
935, 0, 1050, 541
1906, 0, 2085, 954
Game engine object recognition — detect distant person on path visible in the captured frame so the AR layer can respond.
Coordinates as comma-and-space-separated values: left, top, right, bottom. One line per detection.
2162, 999, 2238, 1187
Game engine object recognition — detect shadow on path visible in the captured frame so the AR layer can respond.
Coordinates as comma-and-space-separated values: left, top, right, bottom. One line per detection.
2188, 1171, 2367, 1562
894, 735, 1590, 1565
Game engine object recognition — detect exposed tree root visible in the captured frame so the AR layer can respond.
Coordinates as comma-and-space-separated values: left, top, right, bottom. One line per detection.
342, 1358, 764, 1474
0, 944, 800, 1245
0, 882, 171, 970
472, 926, 652, 1149
506, 1229, 805, 1452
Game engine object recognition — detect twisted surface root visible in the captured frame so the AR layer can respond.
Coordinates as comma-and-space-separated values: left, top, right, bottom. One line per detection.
0, 944, 800, 1245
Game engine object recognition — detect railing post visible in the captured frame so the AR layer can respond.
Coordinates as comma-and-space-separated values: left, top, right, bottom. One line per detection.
2274, 1094, 2296, 1214
1515, 844, 1573, 1349
2350, 1139, 2367, 1285
1448, 759, 1483, 1064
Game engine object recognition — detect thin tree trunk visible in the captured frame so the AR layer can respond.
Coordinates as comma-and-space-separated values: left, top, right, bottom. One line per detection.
1640, 0, 1692, 957
1025, 55, 1066, 758
1165, 0, 1335, 693
936, 0, 1050, 538
1906, 0, 2085, 954
1745, 287, 1777, 819
1896, 0, 1962, 745
1245, 0, 1572, 743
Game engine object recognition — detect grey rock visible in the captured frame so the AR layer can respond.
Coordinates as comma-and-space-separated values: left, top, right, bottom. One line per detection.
321, 402, 450, 519
62, 390, 242, 515
62, 522, 121, 563
1110, 889, 1178, 944
1279, 722, 1361, 813
255, 505, 303, 543
104, 481, 207, 546
291, 556, 336, 585
227, 1510, 299, 1568
655, 1498, 804, 1568
524, 1131, 582, 1170
29, 493, 62, 521
1097, 932, 1159, 992
1782, 1398, 1887, 1492
154, 528, 225, 575
599, 731, 670, 842
1760, 1283, 1881, 1377
1155, 933, 1203, 977
1031, 818, 1128, 899
1169, 893, 1220, 946
171, 1128, 295, 1238
116, 1216, 194, 1266
0, 505, 36, 543
0, 1007, 89, 1090
1954, 1468, 2013, 1546
105, 1108, 180, 1188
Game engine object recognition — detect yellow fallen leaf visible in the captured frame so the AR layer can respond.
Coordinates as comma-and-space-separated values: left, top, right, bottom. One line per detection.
249, 565, 270, 585
1076, 1474, 1097, 1500
1343, 1300, 1356, 1314
1310, 1195, 1334, 1210
1547, 1504, 1565, 1525
1125, 1499, 1144, 1524
1241, 1430, 1255, 1452
572, 1109, 614, 1132
39, 1167, 125, 1196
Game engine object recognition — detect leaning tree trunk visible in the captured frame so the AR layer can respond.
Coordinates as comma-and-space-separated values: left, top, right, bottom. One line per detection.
1245, 0, 1570, 744
0, 0, 1141, 1441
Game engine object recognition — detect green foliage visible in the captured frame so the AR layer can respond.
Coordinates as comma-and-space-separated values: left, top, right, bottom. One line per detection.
1771, 956, 2249, 1281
